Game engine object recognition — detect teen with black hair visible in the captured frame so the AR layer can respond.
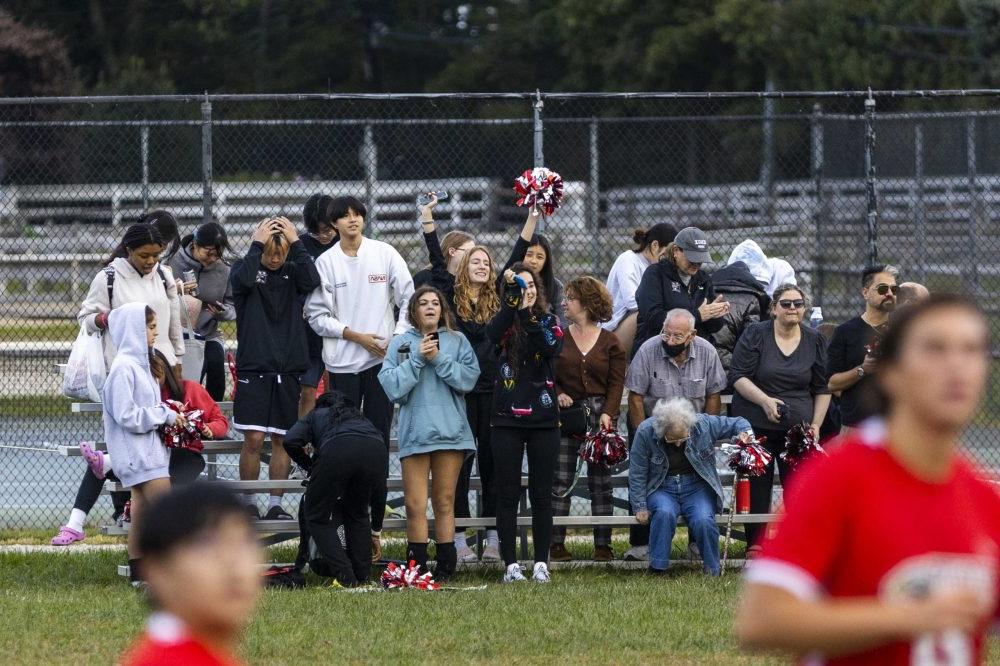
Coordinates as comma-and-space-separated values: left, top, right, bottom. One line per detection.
121, 482, 261, 666
283, 391, 389, 588
298, 193, 338, 417
52, 349, 227, 547
168, 222, 236, 401
499, 208, 564, 322
138, 209, 181, 258
231, 217, 320, 520
487, 263, 564, 584
305, 195, 414, 447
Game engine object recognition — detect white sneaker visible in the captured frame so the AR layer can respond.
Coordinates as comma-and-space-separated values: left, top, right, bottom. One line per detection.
481, 543, 501, 562
456, 544, 478, 563
623, 545, 649, 562
502, 563, 526, 583
532, 562, 551, 583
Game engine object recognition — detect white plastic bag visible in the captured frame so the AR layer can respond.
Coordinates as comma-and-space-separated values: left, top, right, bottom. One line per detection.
62, 324, 106, 402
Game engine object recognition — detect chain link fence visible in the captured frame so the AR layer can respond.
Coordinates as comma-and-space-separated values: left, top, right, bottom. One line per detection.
2, 91, 999, 529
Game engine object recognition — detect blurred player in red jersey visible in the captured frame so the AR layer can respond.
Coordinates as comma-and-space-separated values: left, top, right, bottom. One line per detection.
736, 294, 1000, 665
122, 482, 262, 666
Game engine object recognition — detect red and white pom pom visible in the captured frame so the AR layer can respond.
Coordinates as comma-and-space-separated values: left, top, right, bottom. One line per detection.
380, 560, 440, 591
513, 167, 564, 216
579, 428, 629, 467
780, 422, 826, 470
723, 435, 772, 477
159, 400, 206, 453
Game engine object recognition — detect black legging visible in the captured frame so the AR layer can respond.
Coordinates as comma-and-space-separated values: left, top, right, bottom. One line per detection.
304, 435, 389, 586
746, 426, 793, 546
202, 339, 227, 402
72, 448, 207, 516
455, 392, 497, 520
492, 426, 560, 565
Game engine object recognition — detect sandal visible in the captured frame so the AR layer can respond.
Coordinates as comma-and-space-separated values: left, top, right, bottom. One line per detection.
79, 442, 105, 480
51, 526, 85, 546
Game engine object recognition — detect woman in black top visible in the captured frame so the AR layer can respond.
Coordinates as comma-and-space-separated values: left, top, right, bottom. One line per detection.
486, 263, 563, 583
499, 208, 564, 323
729, 284, 831, 547
413, 193, 475, 299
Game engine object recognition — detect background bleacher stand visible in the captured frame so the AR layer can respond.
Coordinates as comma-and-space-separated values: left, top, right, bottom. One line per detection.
2, 91, 999, 529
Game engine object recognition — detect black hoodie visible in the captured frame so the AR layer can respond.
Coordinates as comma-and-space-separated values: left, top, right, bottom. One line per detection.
230, 240, 320, 374
633, 260, 722, 357
709, 262, 771, 371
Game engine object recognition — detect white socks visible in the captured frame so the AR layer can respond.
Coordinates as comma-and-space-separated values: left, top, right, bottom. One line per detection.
268, 496, 283, 510
67, 508, 87, 533
101, 454, 113, 476
486, 530, 499, 547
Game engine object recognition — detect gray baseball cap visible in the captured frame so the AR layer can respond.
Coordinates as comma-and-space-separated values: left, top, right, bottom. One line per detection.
674, 226, 711, 264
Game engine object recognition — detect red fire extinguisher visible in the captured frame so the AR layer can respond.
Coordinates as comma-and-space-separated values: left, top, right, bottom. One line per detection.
736, 475, 750, 514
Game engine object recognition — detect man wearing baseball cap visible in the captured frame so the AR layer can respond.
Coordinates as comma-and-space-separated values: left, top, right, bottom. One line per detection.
632, 226, 729, 358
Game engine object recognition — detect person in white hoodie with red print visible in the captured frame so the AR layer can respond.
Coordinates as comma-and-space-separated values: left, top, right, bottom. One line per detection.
102, 302, 187, 584
306, 196, 413, 446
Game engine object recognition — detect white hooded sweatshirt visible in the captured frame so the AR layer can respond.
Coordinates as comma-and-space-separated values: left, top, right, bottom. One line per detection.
101, 302, 176, 488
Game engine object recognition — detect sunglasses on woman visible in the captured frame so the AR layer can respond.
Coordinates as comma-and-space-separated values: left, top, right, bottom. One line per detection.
873, 284, 899, 296
778, 299, 805, 310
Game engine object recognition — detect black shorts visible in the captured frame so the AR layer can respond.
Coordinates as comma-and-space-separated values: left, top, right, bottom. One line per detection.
300, 356, 326, 388
232, 372, 301, 435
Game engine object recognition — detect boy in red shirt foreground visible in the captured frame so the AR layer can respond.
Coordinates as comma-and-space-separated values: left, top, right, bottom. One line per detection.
122, 482, 262, 666
736, 294, 1000, 664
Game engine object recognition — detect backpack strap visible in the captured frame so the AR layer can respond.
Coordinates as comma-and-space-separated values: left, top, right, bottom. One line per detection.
156, 265, 169, 294
104, 266, 116, 305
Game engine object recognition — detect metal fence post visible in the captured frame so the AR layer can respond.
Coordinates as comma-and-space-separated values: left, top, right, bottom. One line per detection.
361, 124, 378, 234
914, 123, 927, 284
810, 103, 825, 306
863, 94, 878, 267
200, 97, 214, 224
140, 124, 150, 213
589, 119, 600, 274
966, 116, 981, 294
533, 91, 545, 233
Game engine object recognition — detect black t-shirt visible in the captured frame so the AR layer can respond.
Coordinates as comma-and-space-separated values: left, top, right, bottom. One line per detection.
664, 439, 695, 476
827, 316, 884, 426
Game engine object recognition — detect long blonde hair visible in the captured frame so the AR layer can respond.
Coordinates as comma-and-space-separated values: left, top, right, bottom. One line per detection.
454, 246, 500, 324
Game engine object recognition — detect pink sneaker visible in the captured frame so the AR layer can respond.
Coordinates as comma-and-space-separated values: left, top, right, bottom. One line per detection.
51, 526, 85, 546
79, 442, 105, 480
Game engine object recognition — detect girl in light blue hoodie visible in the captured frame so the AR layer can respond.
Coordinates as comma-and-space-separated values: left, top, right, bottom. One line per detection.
102, 302, 186, 581
378, 286, 480, 580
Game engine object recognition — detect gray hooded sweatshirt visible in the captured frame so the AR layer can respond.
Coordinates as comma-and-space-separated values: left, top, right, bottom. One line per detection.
102, 302, 177, 488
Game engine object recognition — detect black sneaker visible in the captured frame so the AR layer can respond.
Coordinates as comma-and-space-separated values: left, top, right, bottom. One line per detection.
264, 505, 294, 520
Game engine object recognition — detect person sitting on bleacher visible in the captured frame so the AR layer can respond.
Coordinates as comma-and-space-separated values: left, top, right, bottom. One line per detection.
52, 349, 228, 547
629, 397, 753, 576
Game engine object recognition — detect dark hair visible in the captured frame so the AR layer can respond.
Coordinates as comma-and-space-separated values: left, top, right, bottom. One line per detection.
867, 293, 986, 415
565, 275, 613, 323
141, 210, 180, 258
175, 222, 231, 261
138, 482, 253, 560
862, 264, 900, 289
106, 223, 165, 266
315, 390, 366, 429
150, 349, 184, 401
304, 193, 335, 234
503, 262, 550, 374
327, 196, 367, 225
407, 285, 455, 332
632, 223, 677, 253
528, 234, 558, 305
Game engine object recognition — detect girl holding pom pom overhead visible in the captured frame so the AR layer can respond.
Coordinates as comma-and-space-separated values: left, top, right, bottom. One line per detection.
500, 207, 565, 324
736, 294, 1000, 665
487, 263, 563, 585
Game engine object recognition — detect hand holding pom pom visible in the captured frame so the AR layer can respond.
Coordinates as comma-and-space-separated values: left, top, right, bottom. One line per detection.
513, 167, 564, 216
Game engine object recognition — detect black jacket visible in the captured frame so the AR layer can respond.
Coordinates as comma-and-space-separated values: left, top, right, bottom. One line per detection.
299, 234, 337, 261
709, 262, 770, 371
499, 235, 564, 324
230, 240, 320, 374
486, 282, 563, 428
283, 407, 388, 531
633, 260, 722, 357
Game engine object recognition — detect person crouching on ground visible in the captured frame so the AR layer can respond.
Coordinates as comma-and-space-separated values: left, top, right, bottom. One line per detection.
629, 397, 754, 576
379, 285, 480, 580
102, 303, 187, 584
231, 217, 320, 520
283, 391, 389, 588
121, 482, 261, 666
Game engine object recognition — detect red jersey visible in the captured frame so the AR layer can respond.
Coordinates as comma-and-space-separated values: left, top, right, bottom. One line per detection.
745, 421, 1000, 665
121, 613, 243, 666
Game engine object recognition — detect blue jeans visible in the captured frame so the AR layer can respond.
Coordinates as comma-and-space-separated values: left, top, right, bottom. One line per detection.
648, 473, 720, 575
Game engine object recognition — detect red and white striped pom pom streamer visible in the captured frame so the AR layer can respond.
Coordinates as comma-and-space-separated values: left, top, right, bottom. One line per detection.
579, 428, 629, 467
159, 400, 206, 453
780, 422, 826, 470
513, 167, 564, 216
380, 560, 440, 591
722, 435, 772, 477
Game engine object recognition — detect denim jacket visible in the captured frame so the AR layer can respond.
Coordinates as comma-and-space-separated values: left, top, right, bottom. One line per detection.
628, 413, 753, 513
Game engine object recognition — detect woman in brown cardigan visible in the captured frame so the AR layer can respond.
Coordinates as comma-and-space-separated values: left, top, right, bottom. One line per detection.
551, 276, 627, 562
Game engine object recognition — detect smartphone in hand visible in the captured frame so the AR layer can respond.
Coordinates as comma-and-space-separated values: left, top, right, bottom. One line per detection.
416, 191, 449, 206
